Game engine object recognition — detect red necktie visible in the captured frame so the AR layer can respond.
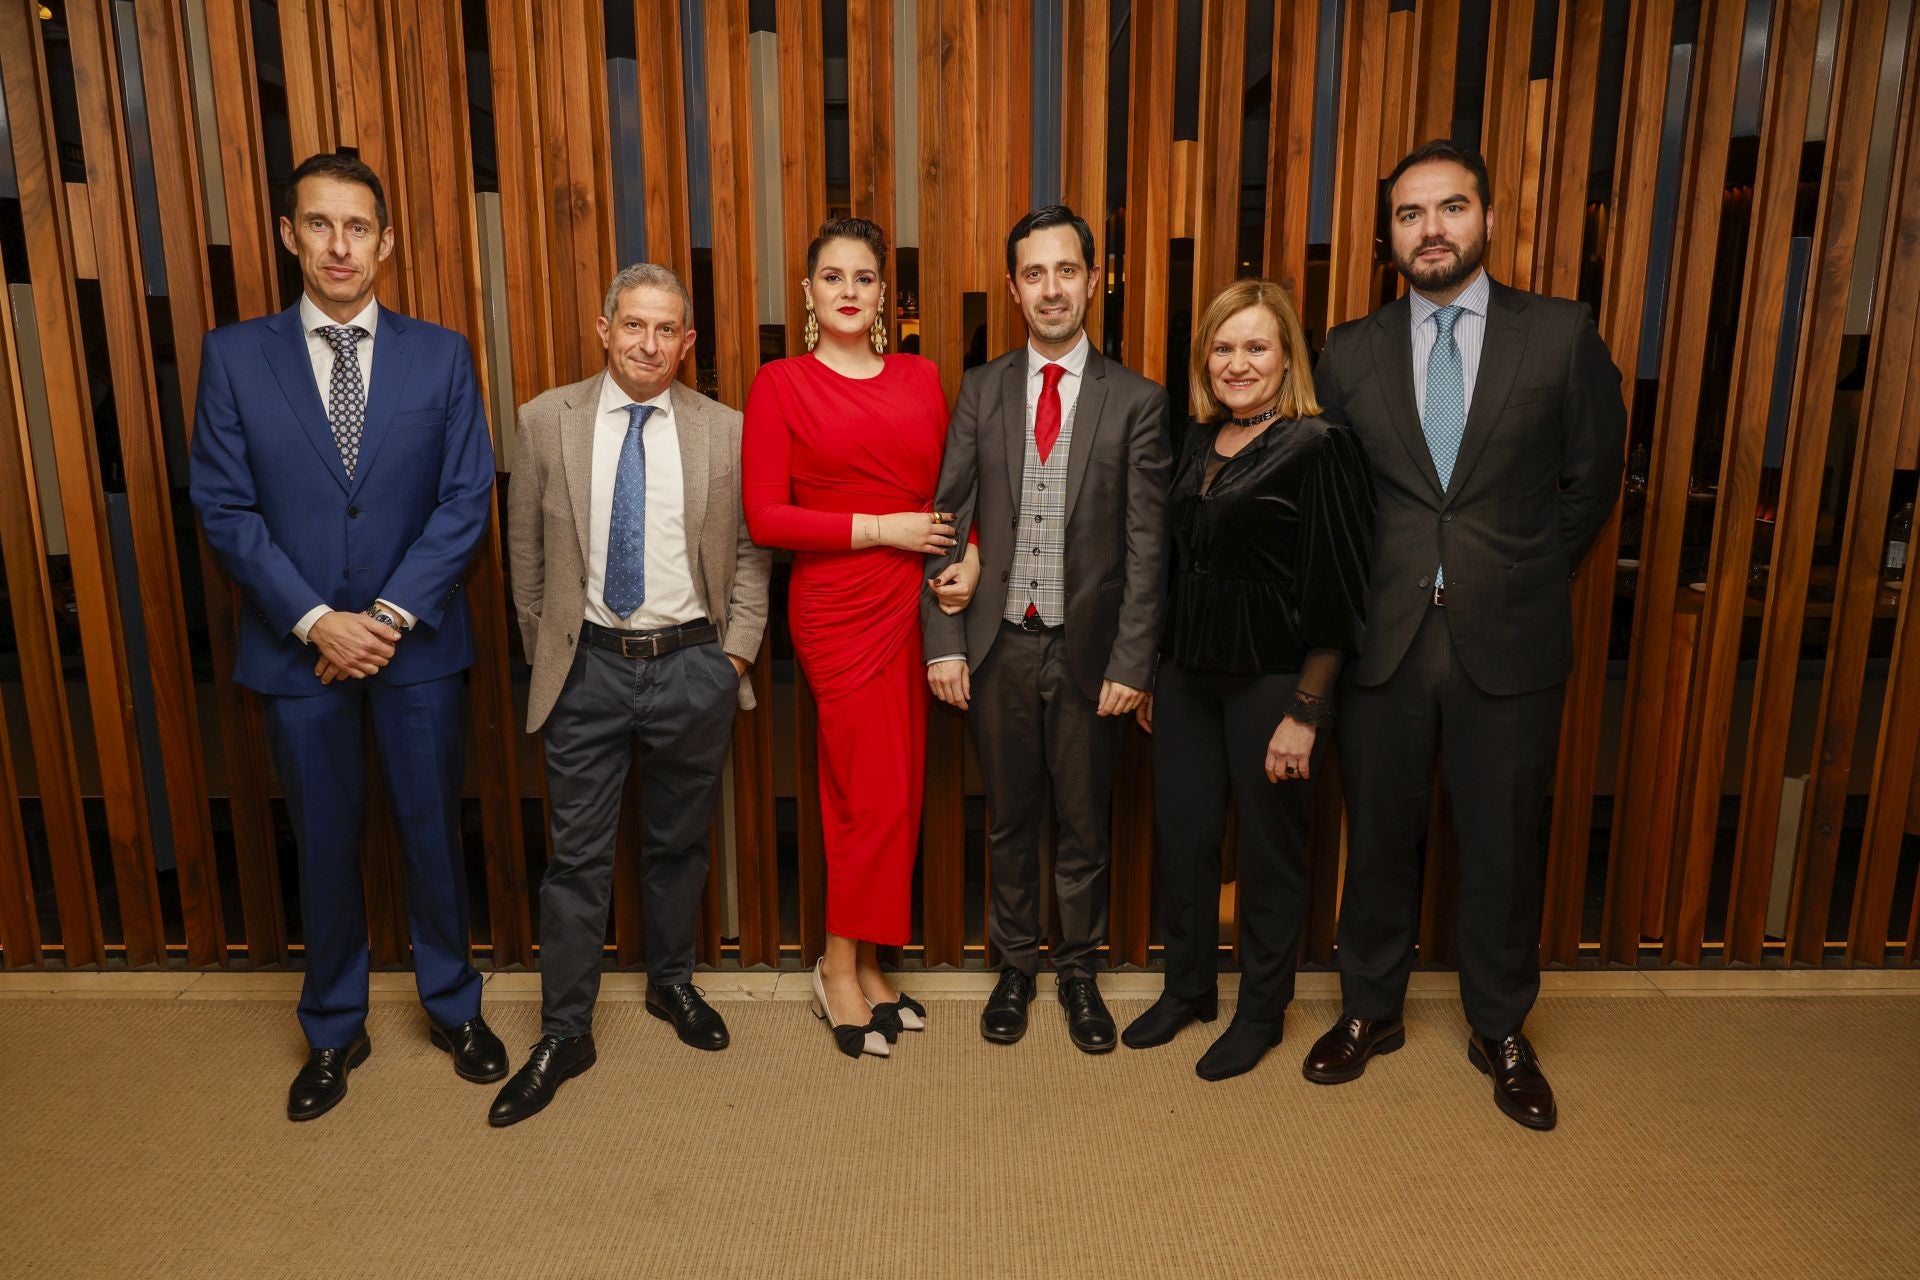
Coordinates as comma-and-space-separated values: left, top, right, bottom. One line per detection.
1035, 363, 1066, 463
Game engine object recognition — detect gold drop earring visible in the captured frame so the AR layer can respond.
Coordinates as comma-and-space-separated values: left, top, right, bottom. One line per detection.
803, 287, 819, 351
869, 286, 888, 355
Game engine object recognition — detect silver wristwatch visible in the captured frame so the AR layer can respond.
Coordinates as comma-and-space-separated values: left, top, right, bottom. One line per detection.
364, 604, 409, 633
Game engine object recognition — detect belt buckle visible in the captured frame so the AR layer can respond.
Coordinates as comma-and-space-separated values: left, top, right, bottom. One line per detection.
1019, 614, 1046, 633
1432, 583, 1446, 607
620, 633, 662, 659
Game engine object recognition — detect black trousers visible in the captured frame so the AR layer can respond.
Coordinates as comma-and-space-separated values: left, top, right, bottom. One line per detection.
1336, 605, 1564, 1039
537, 638, 738, 1037
1151, 660, 1314, 1021
970, 622, 1121, 979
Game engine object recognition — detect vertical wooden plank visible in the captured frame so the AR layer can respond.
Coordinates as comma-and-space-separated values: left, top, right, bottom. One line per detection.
1265, 0, 1317, 312
199, 0, 289, 963
1120, 0, 1175, 377
1601, 0, 1747, 964
277, 0, 336, 160
1788, 4, 1920, 965
1192, 0, 1248, 308
136, 0, 284, 968
1479, 0, 1538, 285
1540, 0, 1674, 965
0, 5, 168, 966
1061, 0, 1108, 349
1727, 0, 1898, 963
488, 0, 557, 404
1328, 0, 1388, 327
0, 679, 40, 967
1533, 0, 1602, 298
1413, 0, 1462, 144
0, 253, 103, 967
776, 0, 827, 355
1662, 0, 1824, 965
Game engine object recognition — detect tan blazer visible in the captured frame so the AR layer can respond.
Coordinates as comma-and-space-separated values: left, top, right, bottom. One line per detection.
508, 372, 771, 732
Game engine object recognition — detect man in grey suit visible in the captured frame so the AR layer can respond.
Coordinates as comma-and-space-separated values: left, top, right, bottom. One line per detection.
494, 263, 770, 1126
1301, 141, 1625, 1130
925, 206, 1171, 1054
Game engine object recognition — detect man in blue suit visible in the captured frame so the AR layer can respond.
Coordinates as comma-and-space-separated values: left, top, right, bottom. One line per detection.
190, 153, 507, 1120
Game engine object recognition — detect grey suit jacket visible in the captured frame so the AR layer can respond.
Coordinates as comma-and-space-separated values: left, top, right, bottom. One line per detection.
507, 372, 771, 732
1314, 279, 1626, 695
922, 345, 1172, 701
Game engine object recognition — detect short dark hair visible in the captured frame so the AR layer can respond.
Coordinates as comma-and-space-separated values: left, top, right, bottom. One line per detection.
806, 216, 889, 276
286, 152, 390, 229
1005, 205, 1097, 278
1385, 139, 1493, 209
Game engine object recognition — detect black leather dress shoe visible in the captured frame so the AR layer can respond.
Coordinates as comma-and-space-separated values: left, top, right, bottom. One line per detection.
287, 1032, 371, 1122
1468, 1032, 1557, 1131
1195, 1014, 1283, 1081
1301, 1015, 1406, 1084
981, 968, 1034, 1044
488, 1034, 597, 1128
646, 983, 730, 1051
1058, 977, 1117, 1054
1122, 990, 1218, 1049
430, 1015, 509, 1083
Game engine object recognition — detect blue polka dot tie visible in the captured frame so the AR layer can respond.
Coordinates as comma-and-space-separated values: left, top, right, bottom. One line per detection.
603, 402, 653, 619
320, 325, 368, 479
1424, 305, 1466, 588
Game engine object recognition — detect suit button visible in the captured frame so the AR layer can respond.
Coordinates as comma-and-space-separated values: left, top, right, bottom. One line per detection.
1000, 571, 1009, 583
1418, 576, 1431, 589
1030, 579, 1040, 588
579, 576, 587, 587
347, 506, 361, 518
567, 633, 575, 646
1442, 513, 1454, 522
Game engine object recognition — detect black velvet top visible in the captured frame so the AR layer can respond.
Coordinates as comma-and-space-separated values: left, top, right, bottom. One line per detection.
1161, 415, 1374, 678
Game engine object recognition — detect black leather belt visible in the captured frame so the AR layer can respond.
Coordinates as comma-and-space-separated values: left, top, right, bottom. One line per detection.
582, 618, 717, 659
1432, 584, 1447, 607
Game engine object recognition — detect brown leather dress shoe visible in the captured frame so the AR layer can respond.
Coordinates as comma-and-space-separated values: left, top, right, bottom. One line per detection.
1468, 1032, 1557, 1130
1301, 1015, 1406, 1084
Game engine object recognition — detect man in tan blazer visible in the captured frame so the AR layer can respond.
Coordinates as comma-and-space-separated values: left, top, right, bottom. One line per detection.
493, 263, 769, 1127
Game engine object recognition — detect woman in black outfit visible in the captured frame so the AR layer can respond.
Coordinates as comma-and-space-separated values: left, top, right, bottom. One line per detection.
1122, 278, 1373, 1081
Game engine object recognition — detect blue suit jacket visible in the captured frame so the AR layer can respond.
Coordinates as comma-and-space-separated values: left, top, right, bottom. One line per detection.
189, 301, 496, 696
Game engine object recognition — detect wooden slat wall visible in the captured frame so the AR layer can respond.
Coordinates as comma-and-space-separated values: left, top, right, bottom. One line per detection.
3, 0, 1918, 973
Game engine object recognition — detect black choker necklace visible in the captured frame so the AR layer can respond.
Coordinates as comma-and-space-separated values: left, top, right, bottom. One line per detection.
1227, 406, 1280, 427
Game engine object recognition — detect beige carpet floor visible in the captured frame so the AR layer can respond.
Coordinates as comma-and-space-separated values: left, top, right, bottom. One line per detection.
1, 992, 1916, 1279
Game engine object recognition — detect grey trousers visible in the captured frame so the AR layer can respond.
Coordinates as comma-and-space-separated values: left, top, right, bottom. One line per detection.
538, 638, 738, 1037
971, 622, 1121, 979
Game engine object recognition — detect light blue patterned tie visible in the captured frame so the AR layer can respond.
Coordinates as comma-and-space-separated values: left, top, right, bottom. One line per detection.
603, 403, 653, 619
1424, 305, 1466, 589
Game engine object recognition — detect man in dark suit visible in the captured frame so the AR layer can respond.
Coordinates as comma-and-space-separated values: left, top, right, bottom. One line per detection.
1302, 140, 1624, 1130
925, 205, 1171, 1053
190, 153, 505, 1120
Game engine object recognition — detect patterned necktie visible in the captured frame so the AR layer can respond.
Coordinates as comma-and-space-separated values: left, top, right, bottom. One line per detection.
320, 325, 369, 479
1034, 363, 1067, 463
1424, 305, 1466, 589
603, 402, 654, 620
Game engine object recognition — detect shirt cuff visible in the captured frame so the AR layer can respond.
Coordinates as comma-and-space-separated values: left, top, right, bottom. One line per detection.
376, 599, 417, 631
292, 605, 329, 645
926, 654, 967, 666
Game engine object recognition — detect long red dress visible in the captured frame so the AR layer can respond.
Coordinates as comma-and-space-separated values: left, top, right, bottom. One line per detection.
742, 352, 949, 945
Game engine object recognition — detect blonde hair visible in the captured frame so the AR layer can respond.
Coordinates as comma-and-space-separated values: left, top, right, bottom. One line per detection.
1188, 279, 1322, 422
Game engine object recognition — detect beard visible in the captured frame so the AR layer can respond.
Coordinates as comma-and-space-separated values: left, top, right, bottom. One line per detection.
1026, 294, 1085, 343
1395, 230, 1486, 293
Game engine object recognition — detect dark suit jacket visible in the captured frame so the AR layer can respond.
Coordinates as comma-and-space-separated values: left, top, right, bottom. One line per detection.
922, 345, 1172, 700
1314, 279, 1625, 696
189, 302, 496, 695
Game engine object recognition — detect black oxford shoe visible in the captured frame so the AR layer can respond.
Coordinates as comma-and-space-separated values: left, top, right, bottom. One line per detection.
1122, 990, 1219, 1049
981, 968, 1034, 1044
646, 983, 730, 1051
1195, 1014, 1284, 1081
430, 1015, 509, 1083
488, 1035, 597, 1128
1468, 1032, 1557, 1131
1301, 1015, 1406, 1085
1058, 977, 1117, 1054
287, 1032, 371, 1122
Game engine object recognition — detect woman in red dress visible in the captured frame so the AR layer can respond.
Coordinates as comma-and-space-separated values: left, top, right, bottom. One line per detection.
743, 217, 970, 1059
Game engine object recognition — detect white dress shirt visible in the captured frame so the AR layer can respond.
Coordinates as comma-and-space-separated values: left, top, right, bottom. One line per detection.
585, 375, 703, 631
929, 332, 1092, 666
290, 294, 416, 643
1408, 267, 1490, 417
